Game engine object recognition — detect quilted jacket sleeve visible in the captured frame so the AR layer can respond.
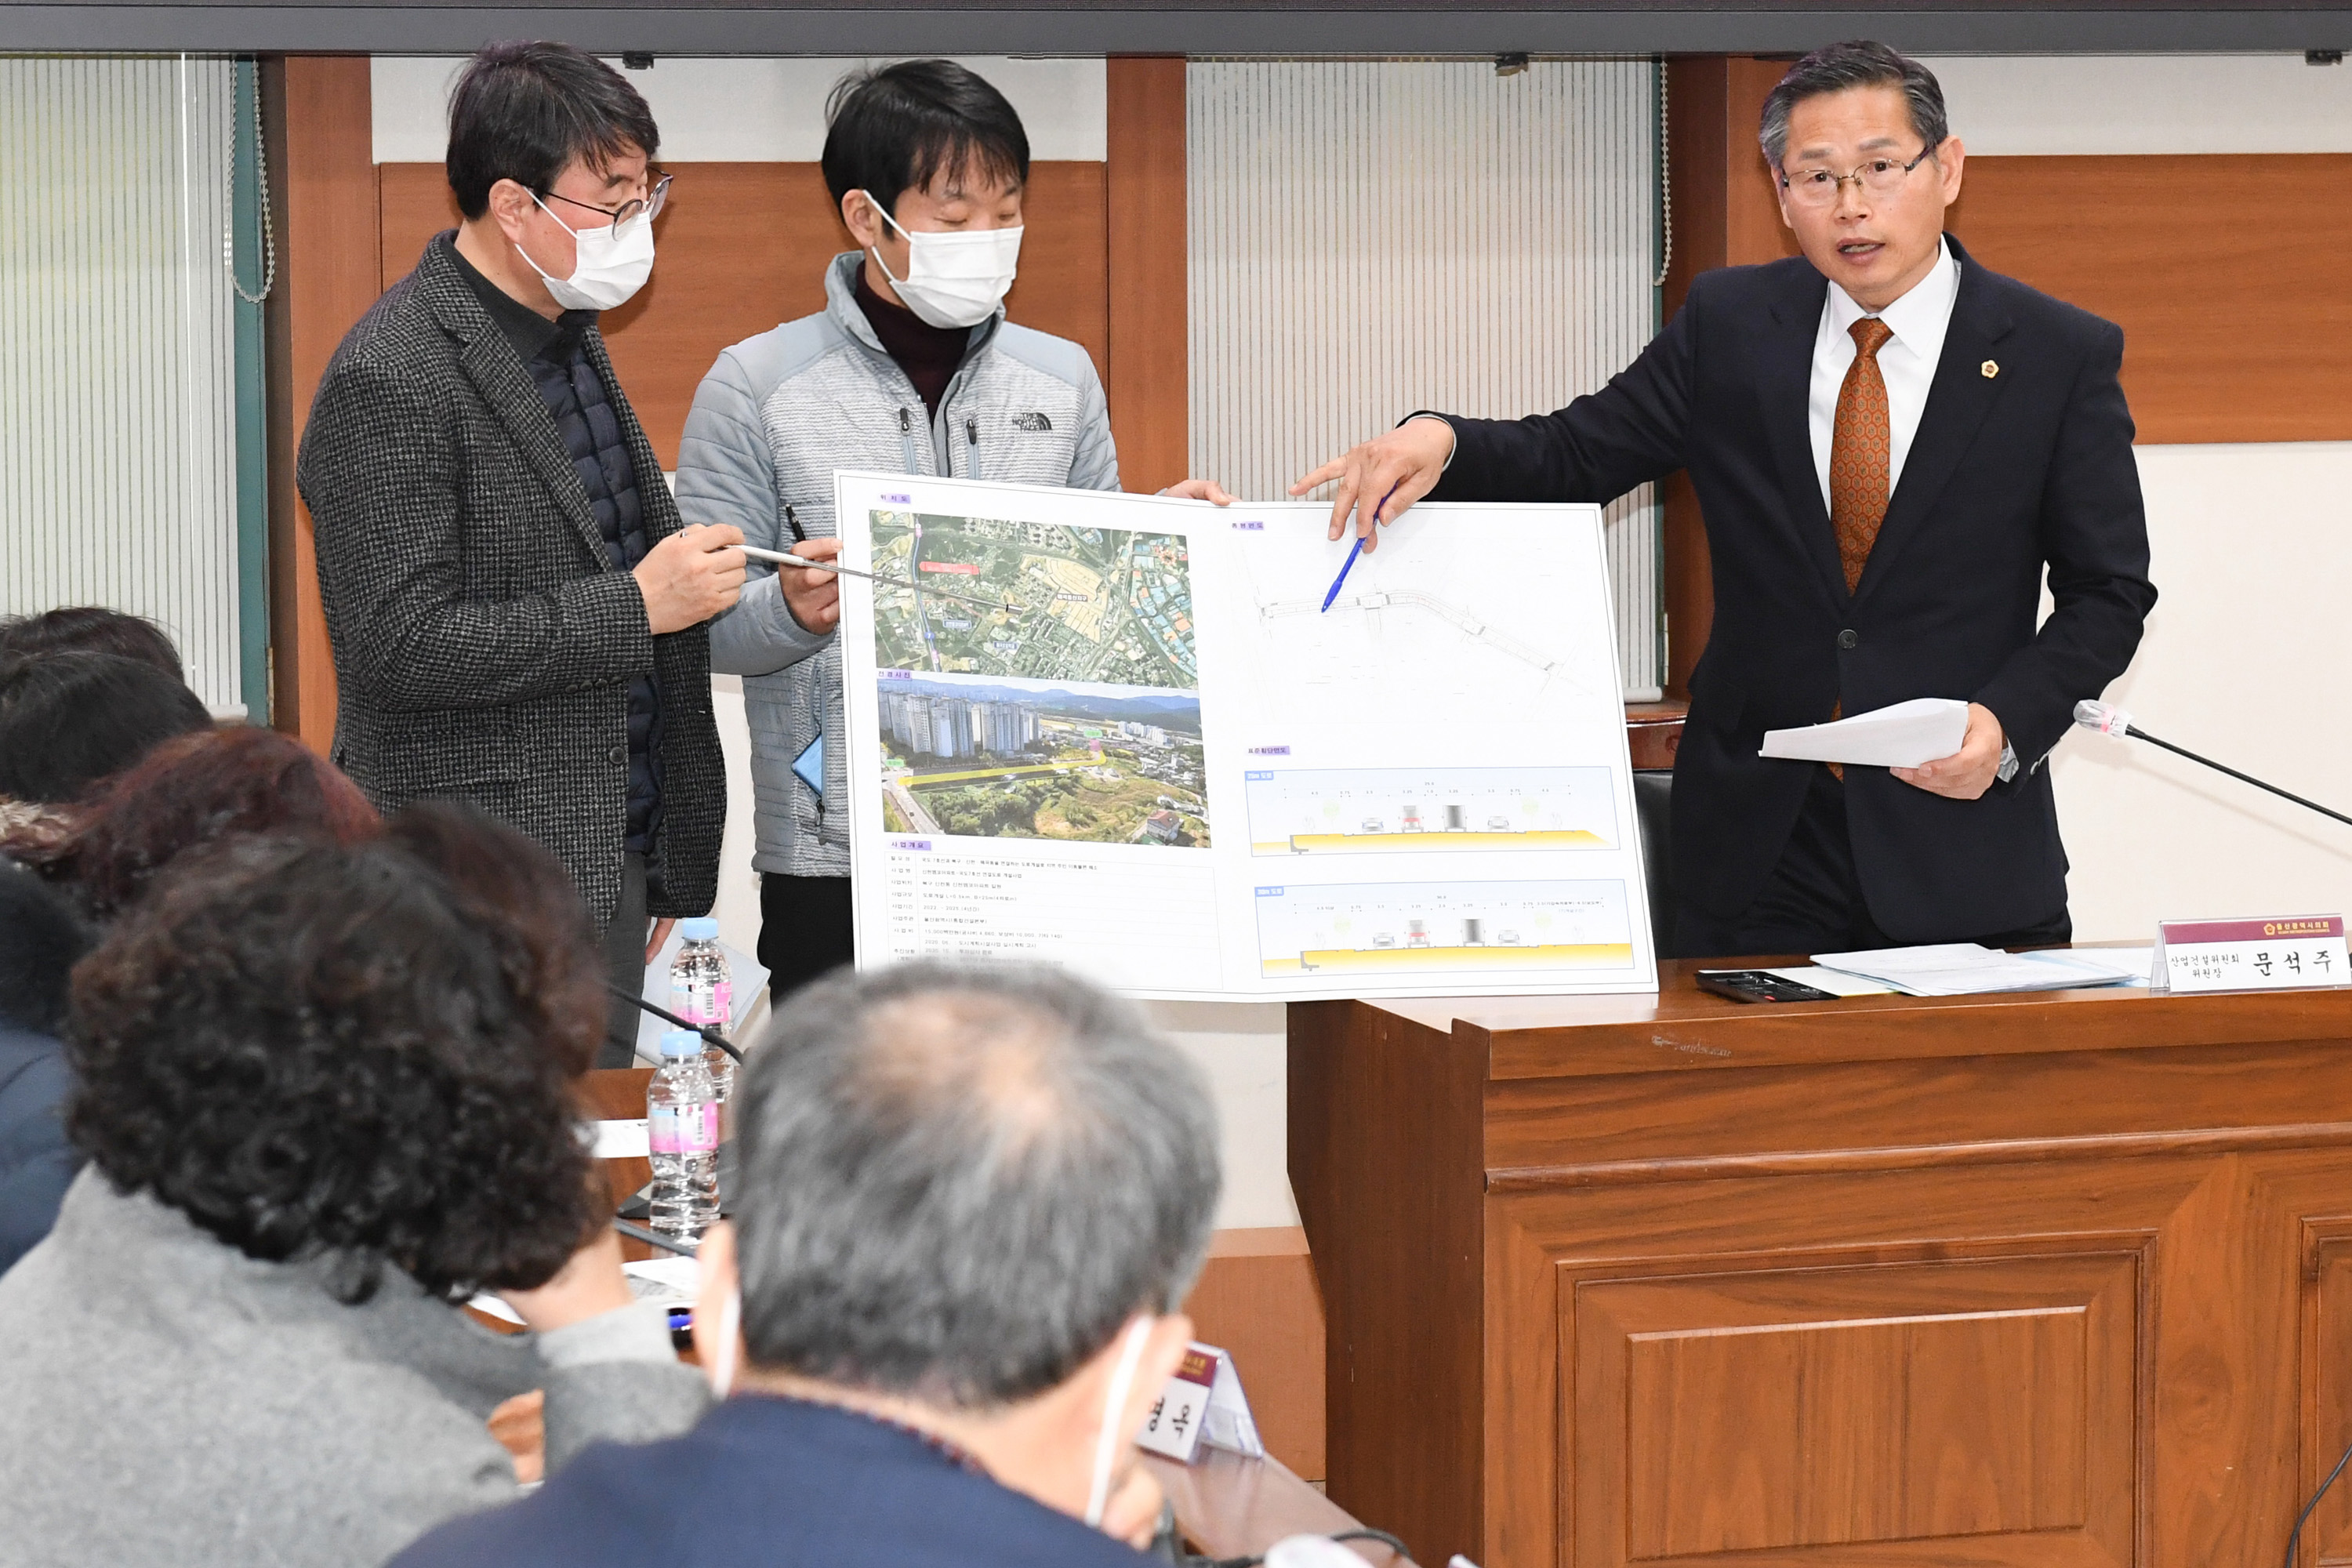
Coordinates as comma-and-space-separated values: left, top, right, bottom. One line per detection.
1069, 345, 1121, 494
679, 347, 836, 679
299, 351, 653, 714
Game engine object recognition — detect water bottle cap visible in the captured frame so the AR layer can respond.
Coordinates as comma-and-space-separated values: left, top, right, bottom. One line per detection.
679, 917, 720, 942
659, 1029, 704, 1058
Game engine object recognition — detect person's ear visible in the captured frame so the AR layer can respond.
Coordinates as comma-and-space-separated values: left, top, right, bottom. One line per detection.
1770, 163, 1797, 232
487, 178, 539, 243
1935, 136, 1966, 207
691, 1221, 740, 1367
841, 188, 880, 249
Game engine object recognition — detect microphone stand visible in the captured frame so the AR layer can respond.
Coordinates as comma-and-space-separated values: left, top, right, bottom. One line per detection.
2118, 724, 2352, 830
604, 982, 746, 1063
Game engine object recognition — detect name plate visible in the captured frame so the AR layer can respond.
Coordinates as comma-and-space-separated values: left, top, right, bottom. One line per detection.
2151, 915, 2349, 994
1134, 1341, 1265, 1463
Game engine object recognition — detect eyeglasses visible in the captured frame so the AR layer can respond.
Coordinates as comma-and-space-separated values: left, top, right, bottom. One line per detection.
1779, 147, 1934, 209
543, 172, 673, 237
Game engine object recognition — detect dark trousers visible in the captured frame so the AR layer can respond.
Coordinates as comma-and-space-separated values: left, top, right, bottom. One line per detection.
759, 873, 856, 1004
1671, 767, 2071, 960
597, 850, 649, 1069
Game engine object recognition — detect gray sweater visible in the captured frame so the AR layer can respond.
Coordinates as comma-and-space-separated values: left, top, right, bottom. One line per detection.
0, 1170, 710, 1567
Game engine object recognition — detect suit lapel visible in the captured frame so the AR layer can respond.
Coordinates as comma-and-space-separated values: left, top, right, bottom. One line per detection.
416, 240, 611, 568
1851, 246, 2017, 606
1756, 269, 1852, 608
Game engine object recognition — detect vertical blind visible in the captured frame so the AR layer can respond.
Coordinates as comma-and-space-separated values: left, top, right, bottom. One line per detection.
0, 56, 245, 715
1187, 59, 1664, 698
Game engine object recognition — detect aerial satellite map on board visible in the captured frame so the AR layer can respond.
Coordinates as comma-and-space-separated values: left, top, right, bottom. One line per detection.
868, 510, 1197, 688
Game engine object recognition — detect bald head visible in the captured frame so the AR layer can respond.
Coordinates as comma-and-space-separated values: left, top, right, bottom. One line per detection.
731, 962, 1221, 1410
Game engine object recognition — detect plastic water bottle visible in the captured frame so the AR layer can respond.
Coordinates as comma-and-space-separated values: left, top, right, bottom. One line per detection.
667, 916, 735, 1101
647, 1029, 720, 1240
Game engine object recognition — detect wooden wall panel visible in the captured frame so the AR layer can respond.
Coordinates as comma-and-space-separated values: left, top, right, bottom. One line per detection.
1658, 56, 1790, 699
263, 55, 376, 751
1181, 1225, 1327, 1480
377, 161, 1110, 470
1105, 56, 1189, 495
1950, 153, 2352, 445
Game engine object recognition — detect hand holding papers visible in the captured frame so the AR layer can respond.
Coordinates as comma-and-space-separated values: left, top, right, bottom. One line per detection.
1761, 698, 1969, 769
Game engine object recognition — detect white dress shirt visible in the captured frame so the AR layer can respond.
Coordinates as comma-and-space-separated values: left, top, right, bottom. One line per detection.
1807, 236, 1962, 516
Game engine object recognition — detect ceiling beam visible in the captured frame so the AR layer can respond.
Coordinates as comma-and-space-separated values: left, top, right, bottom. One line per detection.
5, 5, 2350, 57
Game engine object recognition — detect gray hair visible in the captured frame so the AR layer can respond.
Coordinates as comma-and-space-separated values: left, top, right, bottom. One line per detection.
1759, 41, 1949, 169
732, 960, 1221, 1410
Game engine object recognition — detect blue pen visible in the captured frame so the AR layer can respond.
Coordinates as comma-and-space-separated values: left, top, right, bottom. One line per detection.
1319, 485, 1396, 612
1319, 537, 1364, 613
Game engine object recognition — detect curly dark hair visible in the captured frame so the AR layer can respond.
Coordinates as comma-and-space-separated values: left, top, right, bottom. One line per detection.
67, 808, 607, 1302
23, 726, 381, 921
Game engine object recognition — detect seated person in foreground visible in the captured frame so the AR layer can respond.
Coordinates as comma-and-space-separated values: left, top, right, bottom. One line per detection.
394, 960, 1221, 1568
0, 604, 185, 680
0, 808, 708, 1568
0, 862, 90, 1273
9, 724, 380, 922
0, 651, 211, 855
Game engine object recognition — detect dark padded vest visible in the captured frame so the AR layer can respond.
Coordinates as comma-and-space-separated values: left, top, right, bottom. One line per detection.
529, 327, 663, 854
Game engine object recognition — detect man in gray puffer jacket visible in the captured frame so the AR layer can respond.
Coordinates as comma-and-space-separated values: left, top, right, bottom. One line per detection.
677, 60, 1225, 997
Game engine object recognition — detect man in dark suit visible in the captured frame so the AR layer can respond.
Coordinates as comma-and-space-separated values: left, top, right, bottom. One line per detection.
387, 962, 1219, 1568
1295, 41, 2155, 957
299, 42, 744, 1060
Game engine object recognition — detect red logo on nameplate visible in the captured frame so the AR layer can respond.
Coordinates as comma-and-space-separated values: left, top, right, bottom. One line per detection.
1134, 1341, 1263, 1465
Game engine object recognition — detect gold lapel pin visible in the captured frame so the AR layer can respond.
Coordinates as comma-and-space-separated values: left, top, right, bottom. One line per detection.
1981, 359, 2000, 379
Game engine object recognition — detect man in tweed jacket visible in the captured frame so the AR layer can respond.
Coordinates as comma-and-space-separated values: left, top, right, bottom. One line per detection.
299, 42, 742, 1063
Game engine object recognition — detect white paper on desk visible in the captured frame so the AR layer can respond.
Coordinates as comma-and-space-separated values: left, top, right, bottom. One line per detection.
2020, 946, 2153, 987
1760, 698, 1969, 768
622, 1257, 702, 1305
1762, 964, 1899, 997
1813, 942, 2140, 996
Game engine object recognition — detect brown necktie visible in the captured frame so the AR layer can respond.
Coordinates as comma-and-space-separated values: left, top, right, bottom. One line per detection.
1830, 316, 1896, 593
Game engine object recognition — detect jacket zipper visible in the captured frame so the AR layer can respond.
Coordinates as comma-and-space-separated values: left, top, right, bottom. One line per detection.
964, 417, 981, 482
898, 405, 920, 474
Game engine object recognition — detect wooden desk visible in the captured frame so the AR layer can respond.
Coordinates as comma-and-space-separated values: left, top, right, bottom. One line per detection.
1290, 967, 2352, 1568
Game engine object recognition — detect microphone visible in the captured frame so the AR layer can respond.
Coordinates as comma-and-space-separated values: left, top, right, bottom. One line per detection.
2073, 699, 2352, 829
604, 982, 746, 1063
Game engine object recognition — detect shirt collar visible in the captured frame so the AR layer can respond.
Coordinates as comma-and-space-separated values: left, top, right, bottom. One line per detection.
440, 231, 594, 364
1824, 234, 1959, 356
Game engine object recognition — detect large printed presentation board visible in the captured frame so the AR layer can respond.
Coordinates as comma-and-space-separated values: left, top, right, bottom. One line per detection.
837, 471, 1657, 1001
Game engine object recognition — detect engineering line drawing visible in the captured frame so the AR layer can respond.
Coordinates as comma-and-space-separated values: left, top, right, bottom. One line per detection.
1243, 765, 1617, 856
1253, 879, 1635, 978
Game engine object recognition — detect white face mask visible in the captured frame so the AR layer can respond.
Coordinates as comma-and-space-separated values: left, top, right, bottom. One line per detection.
1084, 1317, 1154, 1530
863, 191, 1023, 330
519, 192, 655, 312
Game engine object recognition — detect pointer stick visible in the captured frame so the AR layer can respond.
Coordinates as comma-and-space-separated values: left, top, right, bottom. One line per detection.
736, 543, 1011, 614
1321, 483, 1399, 613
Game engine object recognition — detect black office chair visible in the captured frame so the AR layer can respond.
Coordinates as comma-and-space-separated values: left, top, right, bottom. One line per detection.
1632, 770, 1675, 957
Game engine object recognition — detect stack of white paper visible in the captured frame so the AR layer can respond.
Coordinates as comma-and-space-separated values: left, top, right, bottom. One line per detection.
1761, 698, 1969, 768
1812, 943, 2145, 996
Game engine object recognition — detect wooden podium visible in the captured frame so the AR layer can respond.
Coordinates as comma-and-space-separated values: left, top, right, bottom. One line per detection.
1289, 967, 2352, 1568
